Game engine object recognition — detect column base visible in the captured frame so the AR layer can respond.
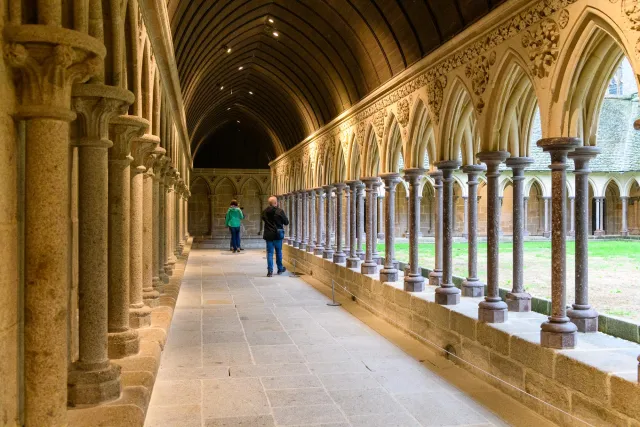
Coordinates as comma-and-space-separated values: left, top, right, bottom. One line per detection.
361, 261, 377, 274
333, 252, 346, 263
323, 249, 334, 259
543, 231, 551, 238
108, 329, 140, 359
346, 257, 361, 268
164, 263, 174, 277
435, 285, 461, 305
307, 244, 316, 253
143, 288, 160, 308
129, 305, 152, 329
404, 274, 424, 292
293, 241, 300, 248
377, 233, 384, 239
373, 254, 383, 265
299, 243, 307, 251
314, 246, 324, 256
152, 276, 161, 290
68, 362, 121, 406
478, 300, 508, 323
506, 292, 532, 312
428, 270, 442, 287
621, 231, 629, 237
541, 319, 577, 349
567, 231, 575, 237
568, 307, 599, 333
461, 278, 485, 297
379, 268, 398, 283
524, 230, 530, 236
594, 230, 605, 237
160, 271, 169, 285
357, 251, 365, 260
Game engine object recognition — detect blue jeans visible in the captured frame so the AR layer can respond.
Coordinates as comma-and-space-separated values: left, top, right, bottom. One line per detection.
230, 227, 241, 250
266, 239, 283, 272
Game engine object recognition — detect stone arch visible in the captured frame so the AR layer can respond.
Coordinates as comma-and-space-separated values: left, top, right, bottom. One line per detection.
550, 9, 634, 145
526, 179, 544, 236
419, 177, 435, 236
346, 132, 361, 181
322, 143, 334, 186
188, 176, 211, 237
211, 177, 238, 238
381, 113, 404, 173
141, 40, 153, 124
525, 176, 549, 198
333, 140, 347, 183
124, 0, 140, 116
362, 124, 380, 178
213, 176, 239, 196
439, 77, 477, 164
239, 178, 262, 236
395, 180, 409, 237
604, 178, 622, 235
407, 98, 436, 170
486, 50, 538, 157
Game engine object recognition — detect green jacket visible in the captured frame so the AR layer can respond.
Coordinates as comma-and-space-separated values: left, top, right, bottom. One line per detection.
225, 207, 244, 228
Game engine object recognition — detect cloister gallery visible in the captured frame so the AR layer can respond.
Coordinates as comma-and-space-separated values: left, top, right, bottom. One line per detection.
3, 0, 640, 426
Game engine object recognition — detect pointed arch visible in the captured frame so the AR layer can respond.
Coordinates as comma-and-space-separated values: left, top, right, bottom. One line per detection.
407, 97, 435, 170
213, 176, 239, 195
239, 177, 261, 194
346, 132, 361, 181
381, 113, 404, 173
362, 124, 380, 177
439, 77, 477, 164
333, 139, 347, 184
551, 9, 634, 145
486, 50, 538, 157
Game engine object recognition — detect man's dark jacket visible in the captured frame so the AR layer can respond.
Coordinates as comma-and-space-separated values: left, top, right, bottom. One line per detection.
261, 205, 289, 241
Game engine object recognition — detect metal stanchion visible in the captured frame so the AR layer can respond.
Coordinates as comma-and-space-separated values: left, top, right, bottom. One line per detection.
327, 279, 342, 306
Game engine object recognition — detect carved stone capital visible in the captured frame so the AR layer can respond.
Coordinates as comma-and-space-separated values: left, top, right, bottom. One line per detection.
109, 115, 149, 163
4, 25, 106, 120
131, 134, 160, 175
72, 84, 134, 149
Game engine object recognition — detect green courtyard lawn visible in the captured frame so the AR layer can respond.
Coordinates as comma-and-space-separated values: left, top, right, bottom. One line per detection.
378, 240, 640, 323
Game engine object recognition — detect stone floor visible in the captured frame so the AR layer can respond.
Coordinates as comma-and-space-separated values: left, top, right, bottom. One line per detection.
145, 249, 554, 427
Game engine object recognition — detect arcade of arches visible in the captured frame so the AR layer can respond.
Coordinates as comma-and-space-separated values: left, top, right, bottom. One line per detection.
2, 0, 640, 426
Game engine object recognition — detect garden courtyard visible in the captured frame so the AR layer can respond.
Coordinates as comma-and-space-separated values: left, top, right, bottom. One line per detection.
378, 240, 640, 323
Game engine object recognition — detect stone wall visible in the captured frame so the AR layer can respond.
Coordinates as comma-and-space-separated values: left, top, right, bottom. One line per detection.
188, 169, 271, 240
283, 245, 640, 427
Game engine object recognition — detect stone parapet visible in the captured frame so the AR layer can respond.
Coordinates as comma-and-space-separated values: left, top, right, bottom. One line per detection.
282, 244, 640, 426
68, 238, 193, 426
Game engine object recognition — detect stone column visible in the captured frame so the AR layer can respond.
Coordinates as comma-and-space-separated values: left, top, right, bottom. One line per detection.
4, 28, 104, 425
477, 152, 510, 323
594, 197, 602, 236
361, 178, 379, 274
164, 168, 177, 275
599, 197, 605, 234
300, 191, 308, 251
108, 116, 147, 358
292, 192, 299, 247
461, 165, 486, 297
523, 197, 529, 236
346, 181, 361, 268
377, 194, 384, 239
543, 197, 551, 237
434, 161, 461, 305
323, 185, 335, 259
308, 190, 316, 252
621, 196, 629, 236
130, 135, 157, 326
462, 196, 469, 239
333, 184, 347, 263
568, 197, 576, 237
345, 189, 351, 252
332, 192, 338, 251
158, 162, 169, 283
357, 183, 366, 260
538, 137, 580, 349
380, 173, 401, 282
404, 196, 410, 237
152, 151, 166, 293
429, 171, 443, 286
142, 138, 161, 308
404, 169, 425, 291
314, 188, 325, 255
568, 147, 600, 332
372, 186, 382, 265
505, 157, 534, 311
208, 194, 215, 238
68, 84, 133, 405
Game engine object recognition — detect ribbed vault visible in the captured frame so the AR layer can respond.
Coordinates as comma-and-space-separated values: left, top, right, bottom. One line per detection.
169, 0, 506, 167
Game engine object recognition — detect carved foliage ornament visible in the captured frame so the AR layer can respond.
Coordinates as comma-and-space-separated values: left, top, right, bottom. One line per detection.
521, 18, 560, 78
396, 97, 411, 128
426, 75, 447, 124
464, 52, 496, 114
373, 109, 386, 140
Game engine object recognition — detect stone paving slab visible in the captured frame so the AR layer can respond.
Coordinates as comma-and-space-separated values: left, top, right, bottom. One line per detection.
145, 249, 556, 427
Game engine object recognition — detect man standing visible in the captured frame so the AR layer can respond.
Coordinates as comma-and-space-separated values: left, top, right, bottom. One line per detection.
262, 196, 289, 277
225, 200, 244, 253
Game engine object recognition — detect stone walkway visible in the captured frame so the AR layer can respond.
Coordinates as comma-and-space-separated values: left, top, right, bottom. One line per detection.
145, 249, 546, 427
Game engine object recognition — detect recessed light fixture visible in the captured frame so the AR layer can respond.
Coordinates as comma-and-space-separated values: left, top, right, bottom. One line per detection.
249, 91, 253, 95
227, 107, 231, 110
220, 86, 224, 90
238, 66, 243, 70
237, 120, 240, 123
268, 18, 274, 24
226, 46, 232, 54
273, 31, 279, 37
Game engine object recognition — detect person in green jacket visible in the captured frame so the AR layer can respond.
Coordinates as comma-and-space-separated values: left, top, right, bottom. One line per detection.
225, 200, 244, 253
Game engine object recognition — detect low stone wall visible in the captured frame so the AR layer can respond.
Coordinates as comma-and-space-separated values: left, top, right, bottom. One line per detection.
283, 245, 640, 427
67, 239, 193, 426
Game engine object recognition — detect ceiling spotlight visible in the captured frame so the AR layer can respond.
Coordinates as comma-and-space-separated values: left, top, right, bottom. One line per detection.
249, 91, 253, 95
238, 66, 243, 70
237, 120, 240, 123
268, 18, 274, 24
273, 31, 279, 37
227, 107, 231, 110
220, 85, 224, 90
226, 46, 232, 54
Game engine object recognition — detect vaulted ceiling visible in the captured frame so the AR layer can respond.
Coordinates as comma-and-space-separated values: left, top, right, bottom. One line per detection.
169, 0, 507, 167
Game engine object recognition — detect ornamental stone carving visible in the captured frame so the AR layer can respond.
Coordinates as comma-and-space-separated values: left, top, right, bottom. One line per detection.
521, 18, 560, 78
624, 0, 640, 30
426, 75, 447, 124
465, 52, 496, 97
397, 97, 410, 128
558, 9, 570, 29
373, 109, 386, 140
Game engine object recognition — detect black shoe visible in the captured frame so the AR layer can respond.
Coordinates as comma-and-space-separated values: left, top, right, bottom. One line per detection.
232, 249, 237, 253
239, 247, 245, 251
277, 267, 287, 275
267, 271, 273, 277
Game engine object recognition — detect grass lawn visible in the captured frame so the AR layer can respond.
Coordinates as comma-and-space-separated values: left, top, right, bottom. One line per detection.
378, 240, 640, 323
